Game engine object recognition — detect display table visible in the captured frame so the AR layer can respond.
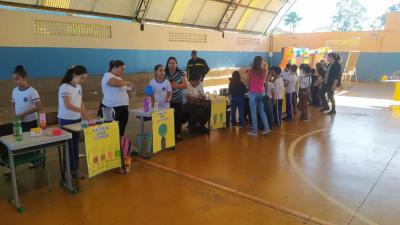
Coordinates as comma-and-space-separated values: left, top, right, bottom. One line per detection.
0, 128, 76, 212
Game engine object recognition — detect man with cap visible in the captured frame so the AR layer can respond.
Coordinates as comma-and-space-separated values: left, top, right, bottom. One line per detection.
187, 50, 210, 82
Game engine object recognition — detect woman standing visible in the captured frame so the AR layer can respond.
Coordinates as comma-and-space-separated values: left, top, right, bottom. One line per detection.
100, 60, 134, 136
246, 56, 270, 136
165, 57, 188, 140
320, 53, 342, 115
58, 65, 89, 178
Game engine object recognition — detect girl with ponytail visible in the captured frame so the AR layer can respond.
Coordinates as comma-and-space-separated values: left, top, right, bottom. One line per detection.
58, 65, 89, 179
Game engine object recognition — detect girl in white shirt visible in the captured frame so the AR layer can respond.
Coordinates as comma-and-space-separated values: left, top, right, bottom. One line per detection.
58, 65, 89, 179
11, 65, 42, 131
149, 64, 172, 109
100, 60, 134, 136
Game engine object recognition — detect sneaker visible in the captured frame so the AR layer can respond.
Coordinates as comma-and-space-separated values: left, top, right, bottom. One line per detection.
261, 130, 271, 135
300, 118, 309, 121
247, 130, 258, 136
29, 162, 39, 168
320, 107, 329, 112
72, 171, 86, 179
3, 168, 10, 176
175, 135, 183, 140
327, 110, 336, 115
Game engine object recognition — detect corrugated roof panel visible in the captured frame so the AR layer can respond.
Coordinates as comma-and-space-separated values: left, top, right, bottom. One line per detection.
265, 0, 285, 12
226, 6, 246, 29
181, 0, 207, 24
195, 0, 228, 27
68, 0, 95, 11
3, 0, 36, 5
146, 0, 176, 21
92, 0, 138, 17
251, 11, 274, 32
237, 9, 262, 30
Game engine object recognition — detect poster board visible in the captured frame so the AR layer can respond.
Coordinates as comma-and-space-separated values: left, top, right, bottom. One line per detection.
210, 96, 226, 129
280, 47, 331, 68
84, 122, 121, 178
151, 108, 175, 153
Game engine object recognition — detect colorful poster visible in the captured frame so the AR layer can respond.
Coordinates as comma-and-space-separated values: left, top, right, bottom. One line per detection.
84, 122, 121, 178
151, 108, 175, 153
210, 96, 226, 129
280, 47, 331, 68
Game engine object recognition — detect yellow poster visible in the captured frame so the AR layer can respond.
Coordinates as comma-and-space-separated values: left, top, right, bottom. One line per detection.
151, 108, 175, 153
210, 96, 226, 129
84, 122, 121, 178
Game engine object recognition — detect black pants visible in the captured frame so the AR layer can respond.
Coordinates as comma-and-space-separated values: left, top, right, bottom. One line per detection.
21, 120, 38, 132
98, 103, 129, 136
183, 103, 208, 130
171, 102, 183, 136
311, 86, 321, 107
273, 99, 283, 127
320, 85, 335, 111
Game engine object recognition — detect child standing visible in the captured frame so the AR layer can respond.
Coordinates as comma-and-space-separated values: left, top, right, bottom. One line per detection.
149, 64, 172, 109
284, 64, 298, 120
299, 65, 312, 121
271, 66, 284, 127
228, 71, 247, 127
11, 65, 42, 132
58, 65, 89, 179
265, 74, 275, 129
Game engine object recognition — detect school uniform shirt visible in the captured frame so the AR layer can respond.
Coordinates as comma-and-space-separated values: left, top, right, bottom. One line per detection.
58, 83, 82, 120
149, 78, 172, 109
300, 74, 312, 89
165, 70, 185, 104
285, 73, 297, 94
273, 77, 285, 100
281, 70, 290, 80
183, 82, 205, 104
11, 87, 40, 122
101, 72, 129, 107
266, 82, 275, 99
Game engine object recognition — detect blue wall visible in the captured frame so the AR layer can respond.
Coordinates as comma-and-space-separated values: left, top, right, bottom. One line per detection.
0, 47, 268, 79
270, 51, 400, 81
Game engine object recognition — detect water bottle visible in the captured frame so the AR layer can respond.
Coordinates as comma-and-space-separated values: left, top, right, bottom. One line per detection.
144, 98, 150, 112
13, 117, 23, 141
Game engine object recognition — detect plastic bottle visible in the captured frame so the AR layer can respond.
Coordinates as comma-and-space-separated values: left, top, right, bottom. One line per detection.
13, 117, 23, 141
144, 98, 150, 112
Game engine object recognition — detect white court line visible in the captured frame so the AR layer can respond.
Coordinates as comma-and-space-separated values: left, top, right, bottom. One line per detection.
287, 129, 380, 225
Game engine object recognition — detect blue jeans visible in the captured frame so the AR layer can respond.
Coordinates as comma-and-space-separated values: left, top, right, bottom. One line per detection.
231, 97, 245, 126
58, 118, 81, 172
248, 92, 269, 132
264, 98, 274, 129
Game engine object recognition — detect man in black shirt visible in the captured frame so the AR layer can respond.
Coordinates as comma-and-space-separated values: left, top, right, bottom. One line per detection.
187, 50, 209, 81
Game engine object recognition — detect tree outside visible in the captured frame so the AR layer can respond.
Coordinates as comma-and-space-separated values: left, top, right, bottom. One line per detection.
370, 3, 400, 30
284, 12, 302, 33
331, 0, 366, 32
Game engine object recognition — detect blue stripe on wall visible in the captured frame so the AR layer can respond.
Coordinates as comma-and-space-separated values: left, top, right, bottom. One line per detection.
270, 51, 400, 81
0, 47, 267, 79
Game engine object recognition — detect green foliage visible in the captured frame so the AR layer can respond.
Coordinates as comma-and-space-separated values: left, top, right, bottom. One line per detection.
284, 12, 302, 33
332, 0, 366, 31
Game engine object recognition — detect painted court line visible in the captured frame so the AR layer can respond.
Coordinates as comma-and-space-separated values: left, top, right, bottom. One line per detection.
287, 129, 379, 225
135, 157, 337, 225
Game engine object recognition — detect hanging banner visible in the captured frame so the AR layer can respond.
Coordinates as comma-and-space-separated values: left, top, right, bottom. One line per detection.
280, 47, 332, 68
210, 96, 226, 129
84, 122, 121, 178
151, 108, 175, 153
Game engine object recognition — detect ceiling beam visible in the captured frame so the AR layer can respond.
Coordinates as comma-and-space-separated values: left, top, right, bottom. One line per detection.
133, 0, 152, 23
216, 0, 242, 31
210, 0, 276, 14
193, 0, 208, 24
263, 0, 296, 35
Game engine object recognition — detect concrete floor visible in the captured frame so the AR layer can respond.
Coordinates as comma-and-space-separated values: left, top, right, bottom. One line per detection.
0, 83, 399, 225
